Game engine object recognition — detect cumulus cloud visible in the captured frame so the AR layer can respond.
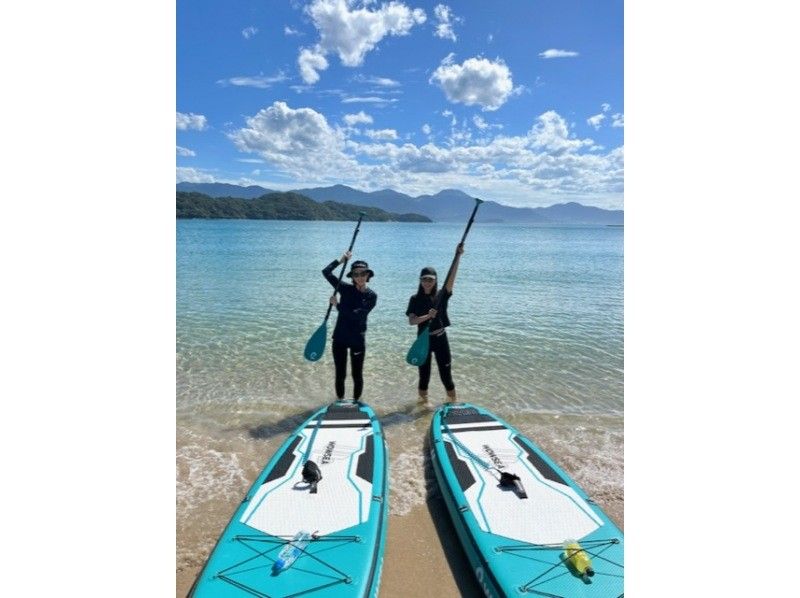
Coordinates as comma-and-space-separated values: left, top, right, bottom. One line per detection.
298, 46, 329, 84
539, 49, 579, 59
601, 103, 611, 113
344, 111, 373, 125
176, 112, 208, 131
430, 56, 514, 111
176, 146, 196, 157
433, 4, 462, 42
365, 128, 398, 140
176, 167, 214, 182
221, 102, 620, 205
473, 115, 489, 130
242, 26, 258, 39
529, 111, 594, 153
346, 109, 610, 189
587, 113, 606, 130
228, 101, 360, 179
612, 113, 624, 127
284, 26, 302, 36
299, 0, 426, 84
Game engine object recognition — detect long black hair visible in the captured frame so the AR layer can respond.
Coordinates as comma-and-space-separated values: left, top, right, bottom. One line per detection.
415, 280, 438, 299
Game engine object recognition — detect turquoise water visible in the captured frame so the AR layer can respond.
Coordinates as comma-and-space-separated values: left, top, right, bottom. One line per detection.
176, 219, 623, 574
177, 220, 622, 414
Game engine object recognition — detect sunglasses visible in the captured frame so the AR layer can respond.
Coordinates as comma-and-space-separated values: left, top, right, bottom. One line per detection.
420, 276, 436, 282
352, 271, 368, 278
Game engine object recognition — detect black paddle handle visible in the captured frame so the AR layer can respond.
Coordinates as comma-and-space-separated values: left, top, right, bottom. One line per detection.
324, 212, 366, 320
432, 198, 482, 312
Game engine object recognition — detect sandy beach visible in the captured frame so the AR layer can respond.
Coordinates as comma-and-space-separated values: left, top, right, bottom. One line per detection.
178, 499, 623, 598
176, 424, 623, 598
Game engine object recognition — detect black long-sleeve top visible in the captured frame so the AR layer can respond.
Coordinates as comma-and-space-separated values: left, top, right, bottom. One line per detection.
323, 260, 377, 347
406, 288, 452, 334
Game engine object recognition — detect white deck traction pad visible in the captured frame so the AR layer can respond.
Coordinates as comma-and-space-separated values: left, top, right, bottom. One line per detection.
443, 424, 602, 545
241, 416, 374, 536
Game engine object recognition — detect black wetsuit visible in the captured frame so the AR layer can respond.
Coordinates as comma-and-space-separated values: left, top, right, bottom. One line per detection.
323, 260, 377, 399
406, 288, 455, 392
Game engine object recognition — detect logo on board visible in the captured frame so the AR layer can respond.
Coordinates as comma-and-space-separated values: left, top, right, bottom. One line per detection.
321, 441, 337, 464
482, 444, 505, 470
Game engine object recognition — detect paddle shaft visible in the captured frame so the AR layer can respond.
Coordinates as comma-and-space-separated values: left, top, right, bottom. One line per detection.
323, 213, 365, 322
430, 198, 482, 314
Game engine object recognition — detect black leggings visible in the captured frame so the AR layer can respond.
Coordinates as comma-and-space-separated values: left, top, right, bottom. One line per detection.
418, 332, 455, 392
332, 340, 366, 399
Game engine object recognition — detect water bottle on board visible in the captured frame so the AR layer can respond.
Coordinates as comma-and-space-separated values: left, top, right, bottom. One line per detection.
563, 540, 595, 581
272, 530, 315, 573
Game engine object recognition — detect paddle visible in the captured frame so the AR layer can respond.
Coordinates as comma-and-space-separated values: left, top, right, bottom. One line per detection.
406, 198, 483, 366
303, 212, 366, 361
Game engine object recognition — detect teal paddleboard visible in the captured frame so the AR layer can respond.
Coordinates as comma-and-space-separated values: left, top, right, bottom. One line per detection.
430, 403, 623, 597
189, 401, 389, 597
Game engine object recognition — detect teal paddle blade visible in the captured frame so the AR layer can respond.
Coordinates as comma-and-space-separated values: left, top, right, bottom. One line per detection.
304, 322, 327, 361
405, 331, 430, 366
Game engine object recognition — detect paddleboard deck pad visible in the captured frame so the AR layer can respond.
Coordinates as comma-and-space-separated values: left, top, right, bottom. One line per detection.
189, 401, 388, 597
430, 403, 623, 597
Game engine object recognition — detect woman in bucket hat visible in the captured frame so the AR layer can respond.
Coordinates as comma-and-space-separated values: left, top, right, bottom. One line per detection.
322, 251, 377, 402
405, 243, 464, 405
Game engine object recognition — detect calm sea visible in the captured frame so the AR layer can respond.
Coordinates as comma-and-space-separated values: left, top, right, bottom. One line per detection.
176, 219, 624, 573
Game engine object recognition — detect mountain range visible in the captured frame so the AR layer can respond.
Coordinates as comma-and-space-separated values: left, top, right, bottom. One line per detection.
175, 182, 624, 225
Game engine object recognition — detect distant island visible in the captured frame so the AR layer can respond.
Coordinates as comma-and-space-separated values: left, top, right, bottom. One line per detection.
177, 191, 431, 222
177, 183, 624, 225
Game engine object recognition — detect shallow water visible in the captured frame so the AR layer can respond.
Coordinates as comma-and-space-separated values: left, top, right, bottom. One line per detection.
176, 219, 624, 583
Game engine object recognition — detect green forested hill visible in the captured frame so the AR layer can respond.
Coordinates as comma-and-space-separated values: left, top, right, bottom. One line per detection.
176, 191, 430, 222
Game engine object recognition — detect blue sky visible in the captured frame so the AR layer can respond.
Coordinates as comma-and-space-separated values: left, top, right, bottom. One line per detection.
177, 0, 623, 209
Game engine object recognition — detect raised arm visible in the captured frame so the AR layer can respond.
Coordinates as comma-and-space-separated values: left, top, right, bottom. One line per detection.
322, 250, 352, 288
444, 243, 464, 293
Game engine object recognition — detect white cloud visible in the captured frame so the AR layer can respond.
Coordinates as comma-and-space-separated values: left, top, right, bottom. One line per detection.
441, 109, 453, 118
346, 110, 612, 192
228, 101, 360, 179
217, 72, 288, 88
342, 96, 398, 104
539, 49, 579, 59
366, 128, 398, 140
612, 113, 624, 127
242, 26, 258, 39
353, 74, 401, 87
601, 103, 611, 113
344, 111, 373, 125
176, 112, 208, 131
300, 0, 426, 83
176, 146, 196, 157
473, 115, 488, 130
221, 103, 621, 206
587, 113, 606, 130
487, 33, 493, 43
284, 26, 302, 36
433, 4, 462, 42
430, 56, 514, 111
176, 167, 215, 182
298, 46, 329, 84
529, 111, 595, 153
